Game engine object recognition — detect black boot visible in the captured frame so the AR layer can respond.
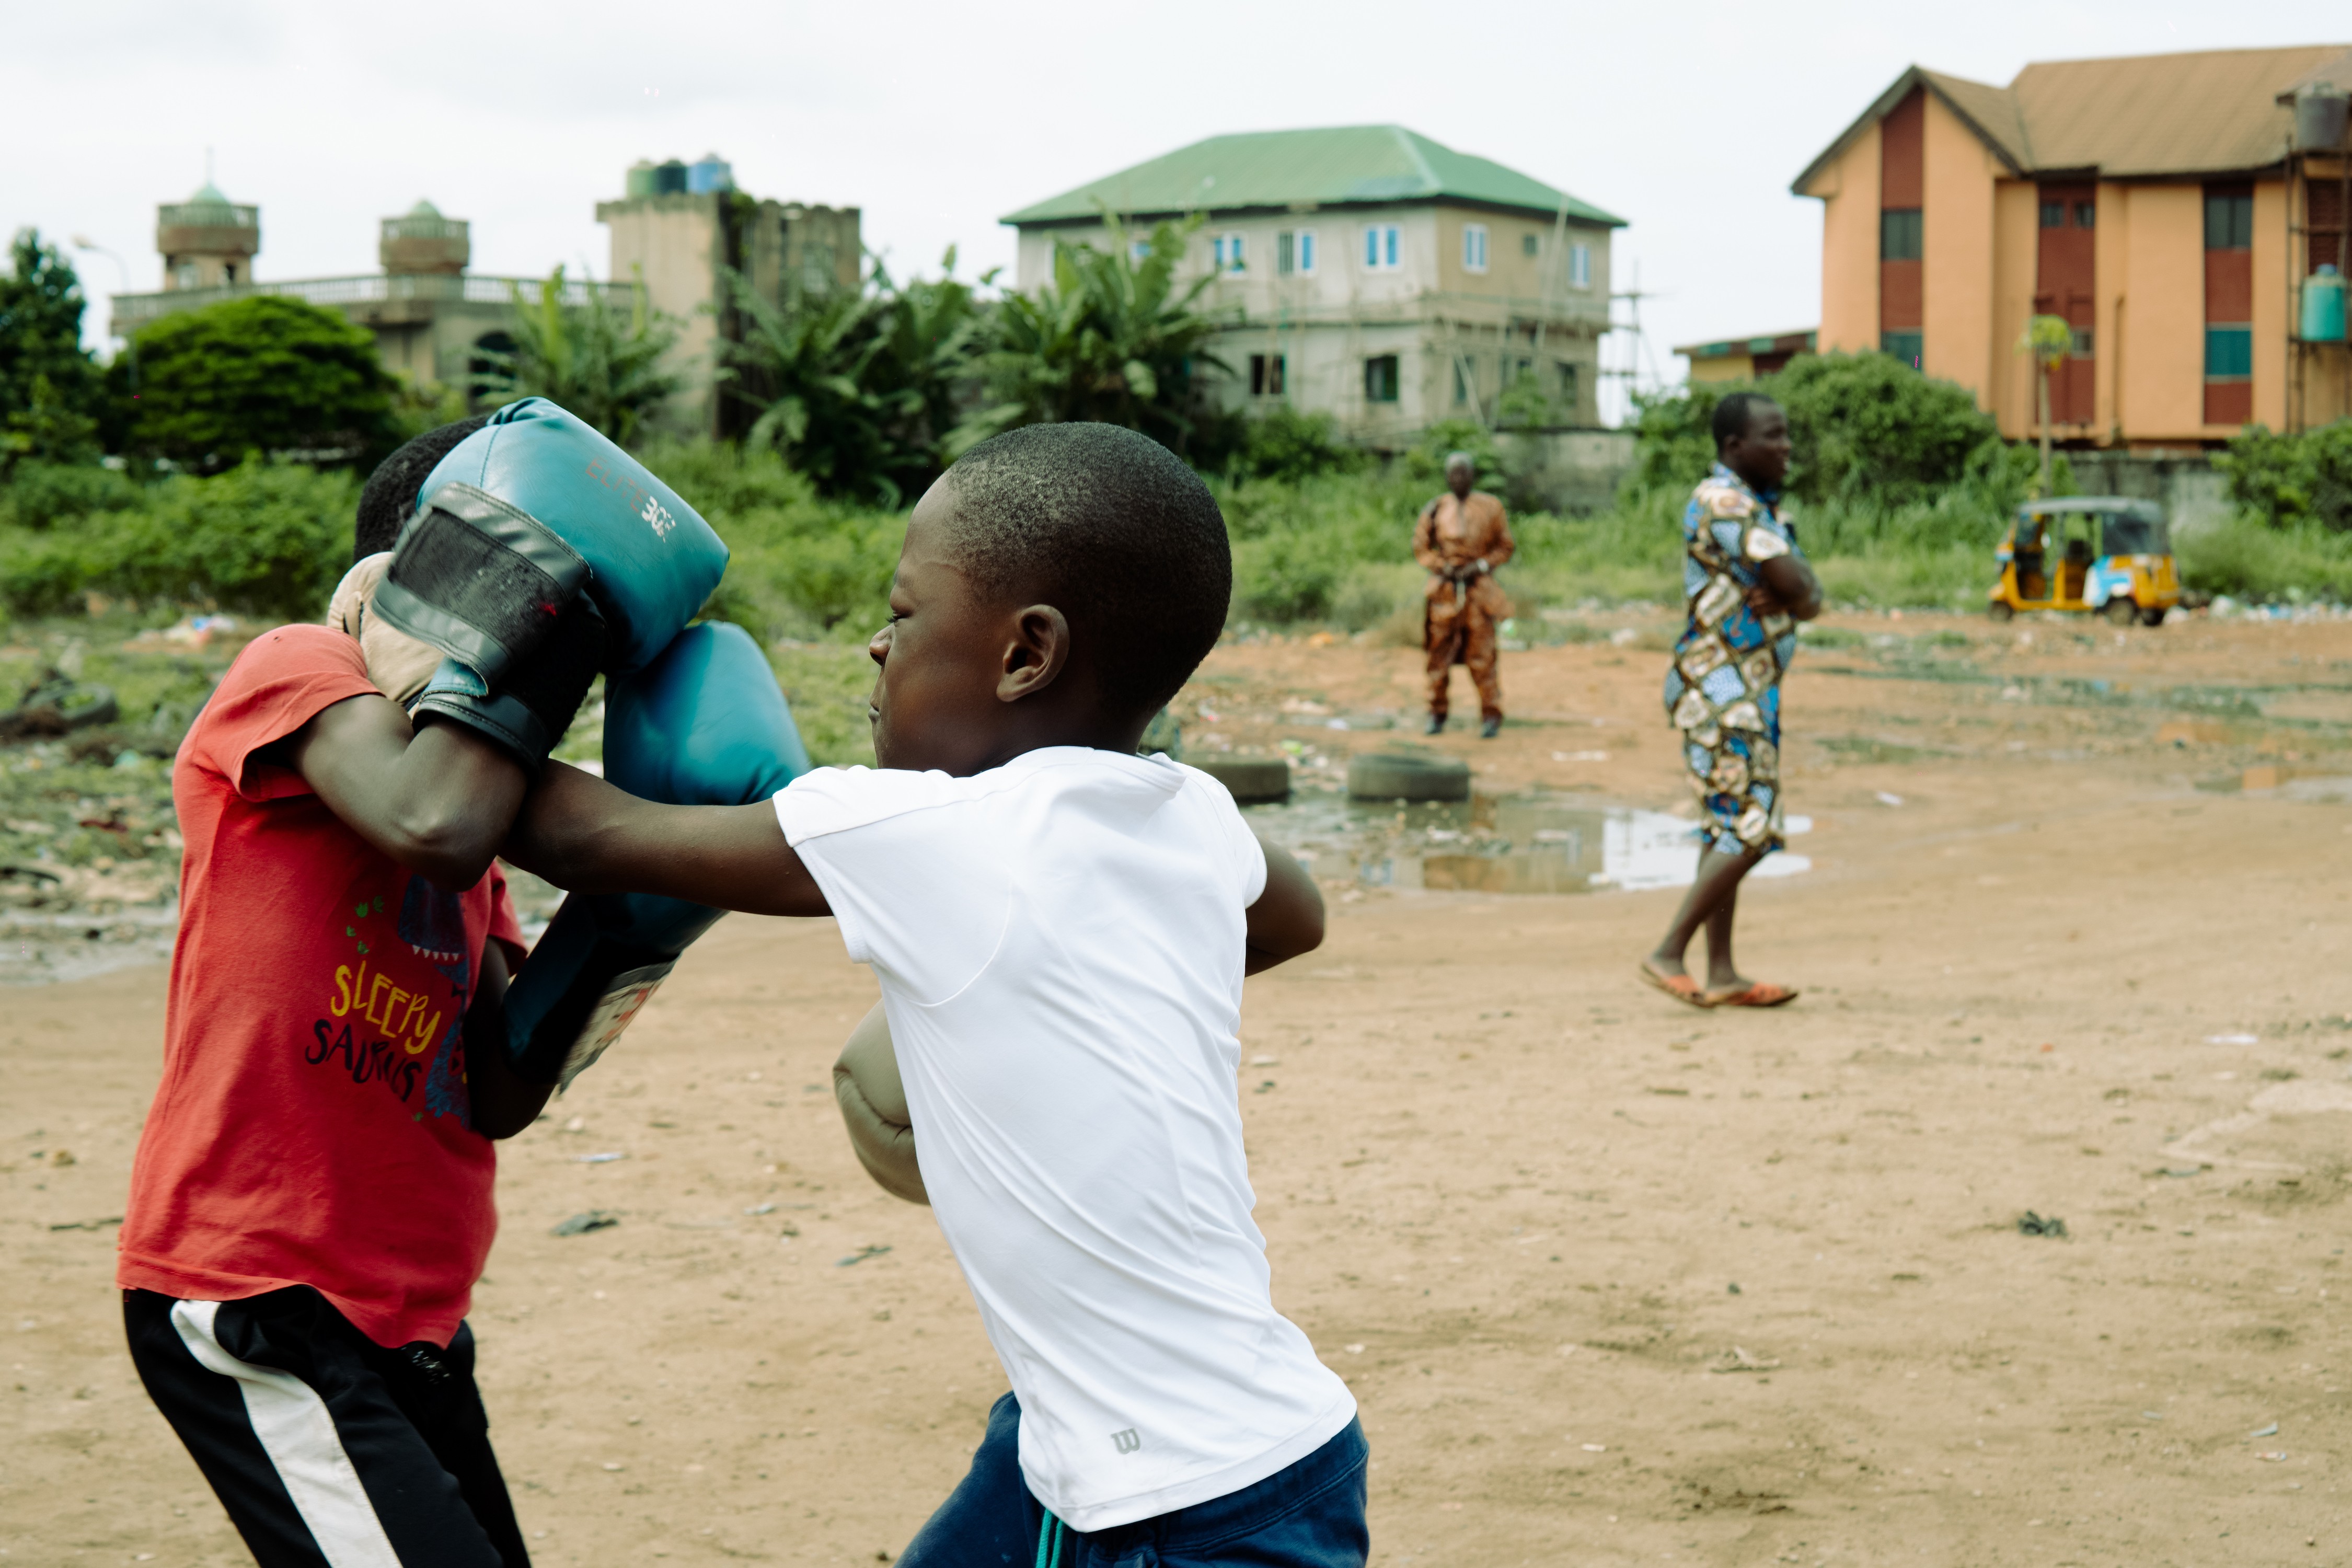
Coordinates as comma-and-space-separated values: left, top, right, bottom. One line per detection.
1480, 716, 1502, 739
1425, 713, 1445, 735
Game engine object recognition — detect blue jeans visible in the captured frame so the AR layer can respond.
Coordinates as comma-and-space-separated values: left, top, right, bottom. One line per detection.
898, 1393, 1368, 1568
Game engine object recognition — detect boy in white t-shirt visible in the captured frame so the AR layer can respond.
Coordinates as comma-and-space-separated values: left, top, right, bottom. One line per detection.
508, 422, 1365, 1565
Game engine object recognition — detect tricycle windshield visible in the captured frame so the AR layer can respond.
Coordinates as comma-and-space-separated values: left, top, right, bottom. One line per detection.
2101, 514, 2169, 557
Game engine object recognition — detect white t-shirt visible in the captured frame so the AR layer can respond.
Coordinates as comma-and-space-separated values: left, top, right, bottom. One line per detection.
771, 746, 1356, 1531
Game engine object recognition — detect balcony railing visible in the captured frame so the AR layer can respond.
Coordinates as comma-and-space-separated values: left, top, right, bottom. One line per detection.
110, 273, 636, 327
382, 216, 468, 242
157, 203, 259, 230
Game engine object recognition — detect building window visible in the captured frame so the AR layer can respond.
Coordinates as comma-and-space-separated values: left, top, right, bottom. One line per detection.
1130, 238, 1152, 262
2205, 190, 2254, 250
222, 263, 237, 284
1249, 354, 1286, 396
1569, 243, 1592, 289
1276, 230, 1318, 276
1558, 361, 1578, 405
1881, 208, 1923, 261
1364, 225, 1400, 271
1364, 354, 1399, 402
1522, 232, 1540, 258
1882, 330, 1922, 368
1298, 230, 1316, 274
2073, 201, 2095, 229
1213, 234, 1246, 274
1452, 358, 1473, 406
1462, 223, 1489, 273
2204, 326, 2253, 379
2070, 327, 2094, 358
2039, 200, 2066, 229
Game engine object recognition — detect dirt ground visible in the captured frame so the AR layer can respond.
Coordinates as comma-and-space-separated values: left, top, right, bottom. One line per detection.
7, 607, 2352, 1566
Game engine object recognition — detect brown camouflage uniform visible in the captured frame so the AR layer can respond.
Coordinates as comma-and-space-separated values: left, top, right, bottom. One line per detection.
1414, 490, 1516, 722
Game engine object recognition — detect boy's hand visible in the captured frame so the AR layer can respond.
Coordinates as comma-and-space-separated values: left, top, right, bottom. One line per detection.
504, 762, 831, 917
834, 1004, 926, 1205
1244, 833, 1324, 975
280, 694, 526, 890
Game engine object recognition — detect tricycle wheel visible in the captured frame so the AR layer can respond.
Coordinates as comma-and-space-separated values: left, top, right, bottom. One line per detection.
2139, 606, 2167, 627
1987, 600, 2015, 622
2103, 597, 2139, 627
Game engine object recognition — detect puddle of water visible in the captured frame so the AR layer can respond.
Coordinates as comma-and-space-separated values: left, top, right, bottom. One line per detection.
1244, 789, 1811, 895
0, 906, 178, 986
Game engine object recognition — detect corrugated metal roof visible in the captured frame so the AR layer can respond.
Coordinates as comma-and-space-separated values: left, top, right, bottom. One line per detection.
1003, 125, 1624, 228
1795, 44, 2352, 193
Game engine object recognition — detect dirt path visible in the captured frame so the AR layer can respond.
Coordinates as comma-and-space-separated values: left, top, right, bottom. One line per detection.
6, 612, 2350, 1565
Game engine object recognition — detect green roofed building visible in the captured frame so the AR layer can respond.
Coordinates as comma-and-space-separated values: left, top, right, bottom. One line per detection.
1004, 125, 1627, 444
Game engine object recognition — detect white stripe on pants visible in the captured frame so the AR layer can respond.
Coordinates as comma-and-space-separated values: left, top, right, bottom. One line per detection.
169, 1299, 405, 1568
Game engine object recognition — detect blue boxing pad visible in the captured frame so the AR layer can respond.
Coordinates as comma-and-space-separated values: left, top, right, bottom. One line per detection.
502, 622, 809, 1089
376, 397, 730, 679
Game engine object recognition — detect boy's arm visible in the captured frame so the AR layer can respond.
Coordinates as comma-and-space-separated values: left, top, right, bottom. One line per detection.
463, 939, 556, 1139
1244, 833, 1324, 975
276, 694, 526, 890
503, 761, 832, 917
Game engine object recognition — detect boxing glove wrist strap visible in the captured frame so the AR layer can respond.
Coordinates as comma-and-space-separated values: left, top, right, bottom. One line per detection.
374, 481, 591, 685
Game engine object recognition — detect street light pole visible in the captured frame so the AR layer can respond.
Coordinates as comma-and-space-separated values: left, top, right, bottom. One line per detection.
70, 237, 137, 394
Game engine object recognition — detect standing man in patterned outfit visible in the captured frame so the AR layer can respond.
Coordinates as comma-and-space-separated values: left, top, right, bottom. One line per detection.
1414, 452, 1516, 737
1639, 392, 1821, 1008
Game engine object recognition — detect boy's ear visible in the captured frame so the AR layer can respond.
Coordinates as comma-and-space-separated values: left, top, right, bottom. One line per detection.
996, 604, 1071, 704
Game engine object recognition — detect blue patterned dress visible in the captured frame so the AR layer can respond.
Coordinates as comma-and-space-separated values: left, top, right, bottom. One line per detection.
1661, 464, 1803, 855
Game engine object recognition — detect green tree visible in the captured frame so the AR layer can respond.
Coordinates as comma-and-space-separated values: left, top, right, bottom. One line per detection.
956, 217, 1232, 459
121, 294, 396, 473
719, 249, 987, 506
2018, 314, 2073, 494
1630, 353, 2009, 510
479, 267, 682, 446
0, 230, 105, 468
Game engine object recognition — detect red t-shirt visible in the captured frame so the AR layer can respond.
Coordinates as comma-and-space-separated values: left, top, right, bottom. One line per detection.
118, 626, 524, 1348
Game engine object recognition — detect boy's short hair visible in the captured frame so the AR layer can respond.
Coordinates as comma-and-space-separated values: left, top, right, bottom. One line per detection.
941, 423, 1231, 716
353, 416, 492, 561
1711, 392, 1778, 453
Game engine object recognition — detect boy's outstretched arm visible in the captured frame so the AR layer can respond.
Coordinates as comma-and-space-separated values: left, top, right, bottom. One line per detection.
1244, 833, 1324, 975
503, 761, 832, 917
279, 694, 526, 890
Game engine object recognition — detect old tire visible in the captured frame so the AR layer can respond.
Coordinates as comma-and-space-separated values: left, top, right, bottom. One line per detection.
1347, 751, 1471, 802
2103, 596, 2139, 627
1987, 599, 2015, 622
1194, 756, 1290, 803
2140, 605, 2167, 627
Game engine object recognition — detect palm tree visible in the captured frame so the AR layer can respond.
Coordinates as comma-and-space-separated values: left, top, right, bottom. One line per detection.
481, 266, 682, 446
2019, 314, 2073, 496
953, 216, 1233, 458
717, 249, 987, 507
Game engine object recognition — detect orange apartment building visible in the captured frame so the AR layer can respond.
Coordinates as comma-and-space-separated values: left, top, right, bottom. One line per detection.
1795, 45, 2352, 448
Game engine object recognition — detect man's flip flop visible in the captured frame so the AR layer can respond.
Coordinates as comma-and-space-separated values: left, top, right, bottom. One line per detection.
1705, 981, 1799, 1008
1636, 964, 1709, 1008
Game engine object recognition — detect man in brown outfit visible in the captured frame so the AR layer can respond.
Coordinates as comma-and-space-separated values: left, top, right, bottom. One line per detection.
1414, 452, 1516, 737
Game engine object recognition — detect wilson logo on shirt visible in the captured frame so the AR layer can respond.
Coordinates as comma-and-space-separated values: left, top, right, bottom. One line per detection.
1111, 1428, 1142, 1455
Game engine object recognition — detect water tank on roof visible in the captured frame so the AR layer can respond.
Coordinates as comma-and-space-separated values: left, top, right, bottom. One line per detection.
625, 160, 659, 199
2296, 84, 2350, 151
2303, 265, 2347, 344
653, 159, 689, 195
687, 154, 734, 194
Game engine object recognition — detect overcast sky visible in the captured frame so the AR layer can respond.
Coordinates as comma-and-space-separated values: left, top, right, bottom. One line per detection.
9, 1, 2346, 421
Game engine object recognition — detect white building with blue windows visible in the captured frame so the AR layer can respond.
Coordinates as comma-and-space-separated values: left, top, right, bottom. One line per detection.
1002, 125, 1625, 445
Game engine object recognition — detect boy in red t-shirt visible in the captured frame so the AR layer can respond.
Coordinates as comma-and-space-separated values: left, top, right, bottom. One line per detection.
118, 420, 562, 1568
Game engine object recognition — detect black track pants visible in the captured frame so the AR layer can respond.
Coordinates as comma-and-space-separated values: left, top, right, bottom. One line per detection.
124, 1286, 530, 1568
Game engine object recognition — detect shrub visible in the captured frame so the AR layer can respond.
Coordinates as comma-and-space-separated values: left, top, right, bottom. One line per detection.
2216, 421, 2352, 532
0, 458, 354, 619
1231, 406, 1368, 483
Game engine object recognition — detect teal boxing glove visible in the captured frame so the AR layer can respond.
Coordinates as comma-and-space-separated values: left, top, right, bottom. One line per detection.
373, 398, 730, 681
502, 622, 810, 1088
